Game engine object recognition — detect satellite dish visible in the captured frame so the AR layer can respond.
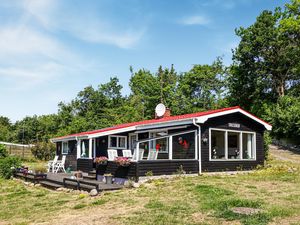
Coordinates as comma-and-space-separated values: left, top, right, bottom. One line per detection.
155, 103, 166, 117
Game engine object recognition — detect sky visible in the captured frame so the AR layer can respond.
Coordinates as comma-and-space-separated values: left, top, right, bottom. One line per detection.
0, 0, 286, 122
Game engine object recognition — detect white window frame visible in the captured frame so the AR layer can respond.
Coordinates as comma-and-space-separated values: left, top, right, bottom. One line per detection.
129, 133, 138, 150
136, 130, 197, 160
108, 135, 127, 149
149, 130, 169, 153
62, 141, 69, 155
209, 128, 256, 161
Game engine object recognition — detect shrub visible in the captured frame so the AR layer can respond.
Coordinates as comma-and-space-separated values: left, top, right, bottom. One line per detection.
0, 144, 8, 158
33, 164, 47, 174
264, 132, 272, 160
31, 142, 56, 160
0, 156, 21, 179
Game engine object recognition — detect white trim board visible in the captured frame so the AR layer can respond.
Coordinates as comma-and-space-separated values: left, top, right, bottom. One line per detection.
196, 108, 272, 131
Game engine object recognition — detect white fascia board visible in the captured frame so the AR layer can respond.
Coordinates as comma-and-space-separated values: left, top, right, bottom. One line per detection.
195, 108, 272, 131
51, 137, 77, 143
136, 119, 194, 130
51, 135, 89, 143
87, 126, 137, 139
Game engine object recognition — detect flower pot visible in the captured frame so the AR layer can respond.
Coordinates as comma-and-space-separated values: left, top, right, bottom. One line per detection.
105, 175, 113, 184
97, 175, 104, 182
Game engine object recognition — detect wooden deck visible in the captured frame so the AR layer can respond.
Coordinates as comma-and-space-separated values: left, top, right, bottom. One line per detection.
14, 172, 123, 192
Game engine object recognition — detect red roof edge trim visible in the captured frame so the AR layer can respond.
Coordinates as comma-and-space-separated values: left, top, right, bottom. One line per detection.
51, 106, 271, 141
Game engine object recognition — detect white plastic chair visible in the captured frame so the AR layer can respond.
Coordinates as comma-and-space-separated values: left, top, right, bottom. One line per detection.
147, 149, 158, 160
122, 149, 133, 158
54, 155, 66, 173
47, 155, 58, 172
107, 149, 118, 161
132, 148, 144, 161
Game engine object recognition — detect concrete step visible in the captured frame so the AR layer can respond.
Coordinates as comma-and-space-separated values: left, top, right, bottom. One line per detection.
88, 170, 96, 175
40, 181, 63, 189
83, 175, 96, 180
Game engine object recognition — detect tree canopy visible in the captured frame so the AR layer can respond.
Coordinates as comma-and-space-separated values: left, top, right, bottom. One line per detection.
1, 0, 300, 144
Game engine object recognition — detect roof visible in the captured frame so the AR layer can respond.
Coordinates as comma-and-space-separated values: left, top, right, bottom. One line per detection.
51, 106, 272, 142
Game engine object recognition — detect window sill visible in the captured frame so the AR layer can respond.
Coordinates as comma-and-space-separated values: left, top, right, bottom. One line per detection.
209, 159, 256, 162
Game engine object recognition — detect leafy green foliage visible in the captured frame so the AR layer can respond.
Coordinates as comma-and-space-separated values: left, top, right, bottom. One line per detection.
31, 142, 56, 161
0, 144, 7, 158
229, 1, 300, 115
0, 156, 21, 179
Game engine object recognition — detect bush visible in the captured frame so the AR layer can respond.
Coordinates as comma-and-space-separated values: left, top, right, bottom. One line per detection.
31, 142, 56, 161
0, 144, 8, 158
0, 156, 21, 179
264, 132, 272, 160
33, 164, 47, 174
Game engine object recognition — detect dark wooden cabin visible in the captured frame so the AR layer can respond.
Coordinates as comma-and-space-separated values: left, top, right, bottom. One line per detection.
51, 106, 271, 180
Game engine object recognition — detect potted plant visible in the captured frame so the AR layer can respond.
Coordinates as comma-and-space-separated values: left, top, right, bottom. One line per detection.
94, 156, 108, 166
114, 157, 131, 167
104, 173, 113, 184
33, 165, 47, 179
212, 149, 217, 159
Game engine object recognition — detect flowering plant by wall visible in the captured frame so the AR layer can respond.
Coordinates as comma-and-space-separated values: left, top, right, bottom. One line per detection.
114, 157, 131, 167
94, 156, 108, 165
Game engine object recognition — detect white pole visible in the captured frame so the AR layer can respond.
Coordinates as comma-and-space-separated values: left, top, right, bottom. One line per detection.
89, 138, 93, 159
136, 143, 139, 161
169, 136, 173, 160
93, 138, 96, 158
76, 139, 81, 159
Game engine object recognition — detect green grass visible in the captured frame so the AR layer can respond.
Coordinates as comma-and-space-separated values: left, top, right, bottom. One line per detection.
0, 156, 300, 225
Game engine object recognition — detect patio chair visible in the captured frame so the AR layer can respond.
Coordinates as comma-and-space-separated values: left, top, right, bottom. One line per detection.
147, 149, 158, 160
54, 155, 66, 173
107, 149, 118, 161
47, 155, 59, 172
132, 148, 144, 161
122, 149, 133, 158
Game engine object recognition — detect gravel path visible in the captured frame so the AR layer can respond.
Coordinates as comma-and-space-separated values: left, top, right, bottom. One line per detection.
269, 144, 300, 164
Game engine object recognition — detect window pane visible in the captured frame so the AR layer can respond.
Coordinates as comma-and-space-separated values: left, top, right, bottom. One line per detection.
242, 133, 254, 159
110, 137, 117, 147
211, 130, 225, 159
173, 132, 195, 159
130, 135, 137, 150
62, 142, 68, 154
81, 140, 89, 158
228, 132, 241, 159
118, 137, 126, 148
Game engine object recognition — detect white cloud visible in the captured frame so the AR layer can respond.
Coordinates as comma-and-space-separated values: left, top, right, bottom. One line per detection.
179, 15, 210, 26
20, 0, 145, 49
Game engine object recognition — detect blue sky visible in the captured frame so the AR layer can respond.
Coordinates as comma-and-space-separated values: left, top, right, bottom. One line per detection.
0, 0, 286, 122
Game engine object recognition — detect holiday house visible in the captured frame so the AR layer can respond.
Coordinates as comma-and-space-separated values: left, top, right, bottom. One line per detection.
51, 105, 271, 180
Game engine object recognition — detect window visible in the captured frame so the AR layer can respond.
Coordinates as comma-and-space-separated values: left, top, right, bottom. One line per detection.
129, 134, 138, 150
172, 131, 197, 159
242, 133, 254, 159
211, 130, 225, 159
108, 135, 127, 149
80, 140, 89, 158
210, 128, 255, 160
149, 131, 168, 153
62, 141, 69, 154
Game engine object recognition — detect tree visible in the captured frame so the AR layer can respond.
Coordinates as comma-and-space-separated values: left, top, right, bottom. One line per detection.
0, 116, 11, 142
129, 68, 161, 119
178, 58, 226, 113
229, 1, 300, 114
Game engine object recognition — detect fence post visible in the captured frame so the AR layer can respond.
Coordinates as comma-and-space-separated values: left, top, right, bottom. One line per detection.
22, 146, 25, 159
9, 145, 12, 154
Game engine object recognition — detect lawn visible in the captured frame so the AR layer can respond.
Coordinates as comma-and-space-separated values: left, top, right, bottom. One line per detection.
0, 152, 300, 225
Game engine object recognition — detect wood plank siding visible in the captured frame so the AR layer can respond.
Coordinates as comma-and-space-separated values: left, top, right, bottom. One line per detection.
201, 112, 265, 172
56, 111, 267, 177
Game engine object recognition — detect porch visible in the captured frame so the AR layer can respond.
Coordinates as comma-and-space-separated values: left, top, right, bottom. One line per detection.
74, 129, 200, 179
14, 172, 123, 192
